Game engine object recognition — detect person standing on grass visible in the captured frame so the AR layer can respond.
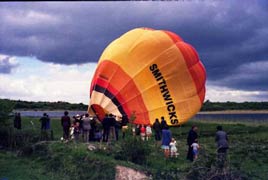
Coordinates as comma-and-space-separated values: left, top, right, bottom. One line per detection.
14, 112, 22, 129
40, 113, 50, 140
82, 113, 91, 142
160, 117, 167, 132
73, 121, 80, 142
135, 124, 141, 136
146, 125, 152, 141
161, 125, 172, 158
89, 115, 97, 141
187, 125, 198, 161
121, 115, 129, 139
45, 113, 53, 140
114, 117, 121, 141
73, 114, 83, 138
169, 138, 178, 158
140, 125, 146, 141
102, 114, 110, 142
109, 114, 116, 141
216, 125, 229, 167
191, 139, 200, 160
153, 118, 161, 142
61, 111, 71, 141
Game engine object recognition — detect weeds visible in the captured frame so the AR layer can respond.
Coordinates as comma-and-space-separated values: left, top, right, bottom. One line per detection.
1, 118, 268, 179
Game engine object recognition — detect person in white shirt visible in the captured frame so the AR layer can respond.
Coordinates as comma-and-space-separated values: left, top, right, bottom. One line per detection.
191, 139, 200, 160
146, 125, 152, 141
82, 113, 91, 142
169, 138, 178, 158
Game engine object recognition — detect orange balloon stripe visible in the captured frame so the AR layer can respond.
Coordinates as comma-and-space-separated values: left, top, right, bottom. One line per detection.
91, 104, 106, 121
91, 60, 150, 124
160, 30, 206, 103
92, 77, 131, 116
175, 42, 206, 103
154, 30, 206, 103
162, 30, 183, 43
90, 62, 105, 96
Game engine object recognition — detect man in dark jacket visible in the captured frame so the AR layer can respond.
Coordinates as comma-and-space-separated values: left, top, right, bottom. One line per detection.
114, 117, 121, 141
187, 125, 198, 161
14, 112, 22, 129
121, 115, 129, 139
102, 114, 110, 142
61, 111, 71, 140
40, 113, 50, 140
160, 116, 167, 130
40, 113, 49, 130
153, 118, 161, 141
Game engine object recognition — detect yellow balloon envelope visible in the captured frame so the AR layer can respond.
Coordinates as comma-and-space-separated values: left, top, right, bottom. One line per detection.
89, 28, 206, 126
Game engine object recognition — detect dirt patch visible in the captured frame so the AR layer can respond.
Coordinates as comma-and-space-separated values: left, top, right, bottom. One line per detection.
115, 165, 149, 180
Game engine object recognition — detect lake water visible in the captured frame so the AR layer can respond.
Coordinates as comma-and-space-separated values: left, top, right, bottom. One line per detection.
17, 110, 87, 118
192, 113, 268, 122
16, 110, 268, 122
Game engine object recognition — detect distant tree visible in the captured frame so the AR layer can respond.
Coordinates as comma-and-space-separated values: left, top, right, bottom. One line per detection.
0, 99, 15, 126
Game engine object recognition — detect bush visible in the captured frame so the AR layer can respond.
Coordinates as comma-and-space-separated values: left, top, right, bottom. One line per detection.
0, 99, 14, 126
114, 138, 152, 165
32, 142, 116, 180
0, 126, 39, 149
186, 149, 249, 180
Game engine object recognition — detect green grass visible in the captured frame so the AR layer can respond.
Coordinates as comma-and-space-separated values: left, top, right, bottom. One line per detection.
1, 117, 268, 179
0, 151, 67, 180
20, 117, 63, 140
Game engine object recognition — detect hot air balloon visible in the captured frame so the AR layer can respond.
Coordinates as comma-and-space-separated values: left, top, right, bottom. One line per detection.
88, 28, 206, 126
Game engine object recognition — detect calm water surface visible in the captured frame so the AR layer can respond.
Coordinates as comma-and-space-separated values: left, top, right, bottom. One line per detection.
17, 111, 87, 118
16, 111, 268, 122
193, 113, 268, 122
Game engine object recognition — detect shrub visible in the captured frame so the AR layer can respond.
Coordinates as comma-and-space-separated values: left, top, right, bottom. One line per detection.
0, 99, 14, 126
32, 142, 116, 180
114, 138, 152, 165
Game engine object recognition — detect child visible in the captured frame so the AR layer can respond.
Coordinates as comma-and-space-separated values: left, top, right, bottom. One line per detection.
132, 126, 136, 136
94, 129, 102, 142
122, 125, 128, 139
140, 125, 146, 141
146, 125, 152, 141
69, 125, 74, 140
169, 138, 178, 158
135, 125, 140, 136
73, 122, 80, 142
191, 139, 200, 160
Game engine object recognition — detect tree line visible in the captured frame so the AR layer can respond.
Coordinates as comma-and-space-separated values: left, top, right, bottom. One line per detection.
1, 98, 268, 112
0, 98, 87, 111
201, 100, 268, 111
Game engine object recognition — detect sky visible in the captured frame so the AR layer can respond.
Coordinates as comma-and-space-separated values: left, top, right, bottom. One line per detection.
0, 1, 268, 104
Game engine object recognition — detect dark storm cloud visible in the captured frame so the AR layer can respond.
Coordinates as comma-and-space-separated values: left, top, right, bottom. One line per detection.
0, 56, 18, 74
0, 1, 268, 92
210, 61, 268, 91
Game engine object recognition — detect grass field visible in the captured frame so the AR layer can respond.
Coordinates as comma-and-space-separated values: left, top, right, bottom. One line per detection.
0, 117, 268, 179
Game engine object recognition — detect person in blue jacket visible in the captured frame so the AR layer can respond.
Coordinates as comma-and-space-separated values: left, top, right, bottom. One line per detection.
161, 125, 172, 158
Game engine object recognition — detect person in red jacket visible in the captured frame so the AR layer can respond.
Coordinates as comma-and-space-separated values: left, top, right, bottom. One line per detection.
140, 125, 146, 141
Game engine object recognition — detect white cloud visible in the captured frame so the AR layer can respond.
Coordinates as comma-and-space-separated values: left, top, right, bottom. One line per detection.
1, 57, 267, 104
0, 58, 97, 104
205, 83, 267, 102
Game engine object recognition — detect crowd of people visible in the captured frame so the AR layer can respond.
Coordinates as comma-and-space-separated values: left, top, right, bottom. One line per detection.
61, 111, 104, 143
13, 111, 229, 162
